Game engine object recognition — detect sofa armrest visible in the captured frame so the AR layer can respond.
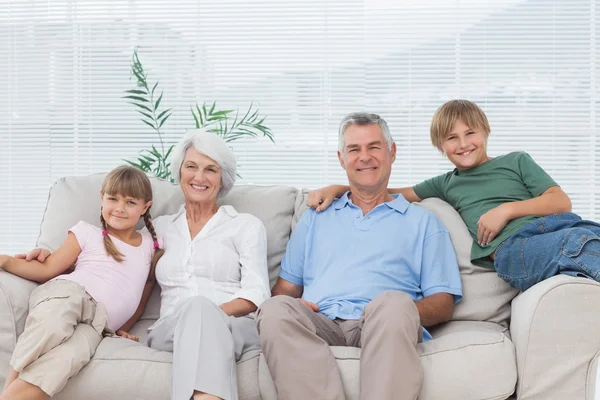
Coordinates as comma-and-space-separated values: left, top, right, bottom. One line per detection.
0, 271, 38, 387
510, 275, 600, 400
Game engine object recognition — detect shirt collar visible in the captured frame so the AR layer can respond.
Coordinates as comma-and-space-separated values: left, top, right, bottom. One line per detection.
177, 203, 239, 219
220, 205, 238, 217
333, 191, 409, 214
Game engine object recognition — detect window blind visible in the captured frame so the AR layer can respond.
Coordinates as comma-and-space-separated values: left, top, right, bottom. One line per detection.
0, 0, 598, 253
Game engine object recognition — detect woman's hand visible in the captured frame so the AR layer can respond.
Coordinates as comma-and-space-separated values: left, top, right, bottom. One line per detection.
477, 204, 512, 246
15, 248, 51, 262
116, 330, 139, 342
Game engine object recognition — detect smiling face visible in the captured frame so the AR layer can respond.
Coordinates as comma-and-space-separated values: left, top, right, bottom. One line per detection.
179, 146, 223, 205
338, 123, 396, 192
100, 193, 151, 233
441, 119, 490, 171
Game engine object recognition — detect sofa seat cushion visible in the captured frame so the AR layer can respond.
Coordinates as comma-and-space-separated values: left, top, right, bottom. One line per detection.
258, 321, 517, 400
53, 323, 262, 400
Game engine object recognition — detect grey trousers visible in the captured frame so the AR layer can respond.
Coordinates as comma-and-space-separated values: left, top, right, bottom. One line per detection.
256, 291, 423, 400
147, 296, 260, 400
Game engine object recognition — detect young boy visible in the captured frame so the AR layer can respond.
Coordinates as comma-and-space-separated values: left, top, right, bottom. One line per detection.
309, 100, 600, 291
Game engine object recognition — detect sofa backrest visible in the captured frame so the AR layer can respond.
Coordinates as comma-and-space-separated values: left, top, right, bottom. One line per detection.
37, 175, 518, 327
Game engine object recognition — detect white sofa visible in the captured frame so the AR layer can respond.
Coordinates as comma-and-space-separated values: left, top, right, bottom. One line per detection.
1, 174, 599, 400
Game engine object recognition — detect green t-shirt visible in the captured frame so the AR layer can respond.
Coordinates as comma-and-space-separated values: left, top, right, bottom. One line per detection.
413, 152, 558, 269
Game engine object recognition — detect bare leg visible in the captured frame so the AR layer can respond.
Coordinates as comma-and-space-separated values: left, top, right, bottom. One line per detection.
1, 368, 18, 393
0, 378, 48, 400
193, 391, 222, 400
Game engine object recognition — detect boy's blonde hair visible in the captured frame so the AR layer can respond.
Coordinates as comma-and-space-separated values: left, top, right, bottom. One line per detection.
100, 166, 164, 282
430, 100, 490, 151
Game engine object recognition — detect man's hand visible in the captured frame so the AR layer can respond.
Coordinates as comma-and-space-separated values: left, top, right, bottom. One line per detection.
477, 204, 512, 246
15, 248, 51, 263
297, 298, 319, 312
116, 330, 139, 342
306, 186, 338, 212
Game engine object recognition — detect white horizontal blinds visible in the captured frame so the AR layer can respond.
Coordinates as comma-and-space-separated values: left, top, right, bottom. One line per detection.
0, 0, 598, 254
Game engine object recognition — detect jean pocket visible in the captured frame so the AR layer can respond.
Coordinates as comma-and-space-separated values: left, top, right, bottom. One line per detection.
561, 229, 600, 279
495, 237, 531, 281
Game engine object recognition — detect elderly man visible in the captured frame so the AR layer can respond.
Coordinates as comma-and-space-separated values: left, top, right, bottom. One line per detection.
256, 112, 462, 400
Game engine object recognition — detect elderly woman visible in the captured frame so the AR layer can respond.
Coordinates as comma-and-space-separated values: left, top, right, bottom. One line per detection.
147, 129, 270, 400
19, 129, 271, 400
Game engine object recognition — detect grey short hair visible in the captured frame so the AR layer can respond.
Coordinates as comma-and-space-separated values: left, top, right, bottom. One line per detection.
338, 112, 394, 154
170, 128, 237, 199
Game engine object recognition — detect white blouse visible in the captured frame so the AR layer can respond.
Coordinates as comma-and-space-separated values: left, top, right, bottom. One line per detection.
150, 204, 270, 328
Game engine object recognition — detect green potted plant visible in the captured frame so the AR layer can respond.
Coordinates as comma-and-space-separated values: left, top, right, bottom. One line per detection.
123, 49, 274, 182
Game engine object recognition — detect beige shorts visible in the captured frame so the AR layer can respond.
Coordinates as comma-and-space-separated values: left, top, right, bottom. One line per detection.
10, 279, 110, 396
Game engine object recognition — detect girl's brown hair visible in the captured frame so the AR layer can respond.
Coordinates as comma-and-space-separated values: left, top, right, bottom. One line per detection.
430, 99, 491, 151
100, 166, 164, 282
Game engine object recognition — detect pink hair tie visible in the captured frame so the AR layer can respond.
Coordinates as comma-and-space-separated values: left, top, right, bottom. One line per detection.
102, 230, 108, 236
153, 241, 159, 249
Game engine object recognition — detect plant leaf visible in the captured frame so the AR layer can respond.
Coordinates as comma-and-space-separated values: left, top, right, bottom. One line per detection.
159, 113, 171, 128
156, 108, 170, 121
138, 111, 154, 121
196, 104, 204, 125
123, 95, 149, 103
155, 92, 163, 111
164, 145, 175, 159
191, 107, 200, 128
131, 102, 153, 113
125, 89, 148, 95
141, 120, 156, 130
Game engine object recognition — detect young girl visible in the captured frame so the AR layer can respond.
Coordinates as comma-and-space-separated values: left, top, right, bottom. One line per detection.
0, 165, 163, 400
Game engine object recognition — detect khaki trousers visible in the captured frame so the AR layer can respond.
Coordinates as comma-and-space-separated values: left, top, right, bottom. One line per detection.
256, 291, 423, 400
10, 279, 109, 396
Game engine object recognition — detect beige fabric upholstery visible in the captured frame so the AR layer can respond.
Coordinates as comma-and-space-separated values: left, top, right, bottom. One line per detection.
0, 271, 38, 389
510, 275, 600, 400
415, 198, 520, 326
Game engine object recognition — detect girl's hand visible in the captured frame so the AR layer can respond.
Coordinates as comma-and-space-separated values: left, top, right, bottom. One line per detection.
477, 204, 512, 246
0, 255, 9, 268
116, 330, 139, 342
307, 186, 336, 212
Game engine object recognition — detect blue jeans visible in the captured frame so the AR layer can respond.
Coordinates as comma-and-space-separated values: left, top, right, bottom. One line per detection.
493, 212, 600, 291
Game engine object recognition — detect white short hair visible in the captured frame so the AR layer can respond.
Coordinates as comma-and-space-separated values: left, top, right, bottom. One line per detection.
170, 129, 237, 199
338, 112, 394, 154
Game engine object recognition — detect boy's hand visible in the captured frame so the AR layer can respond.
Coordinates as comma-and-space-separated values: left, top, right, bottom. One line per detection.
116, 330, 139, 342
0, 255, 8, 269
477, 204, 512, 246
307, 186, 336, 212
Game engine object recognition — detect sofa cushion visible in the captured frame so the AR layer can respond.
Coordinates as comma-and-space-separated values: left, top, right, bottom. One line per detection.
52, 335, 262, 400
417, 198, 519, 326
258, 320, 517, 400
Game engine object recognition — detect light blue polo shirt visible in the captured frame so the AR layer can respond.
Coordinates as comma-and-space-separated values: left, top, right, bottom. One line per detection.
280, 192, 462, 341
